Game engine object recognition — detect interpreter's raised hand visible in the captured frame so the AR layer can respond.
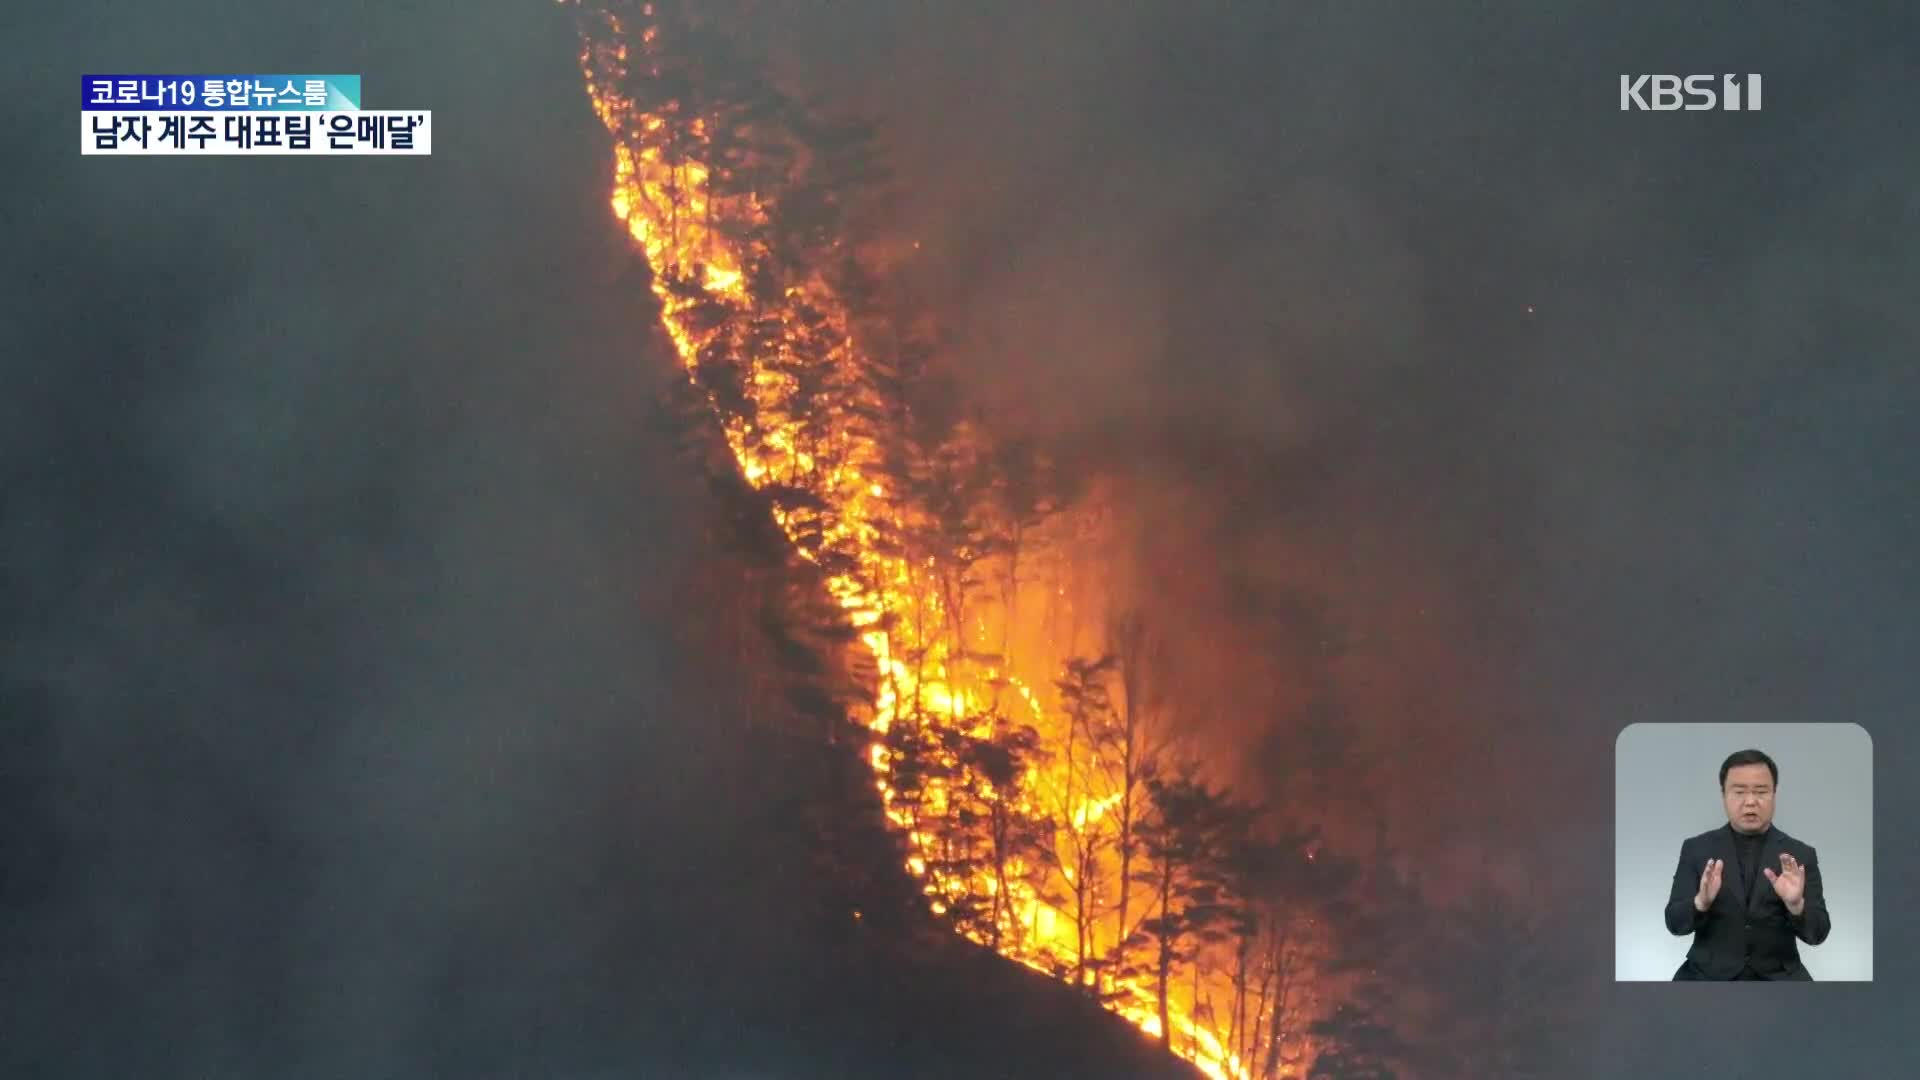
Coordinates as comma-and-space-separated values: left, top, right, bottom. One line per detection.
1765, 852, 1807, 915
1693, 857, 1724, 913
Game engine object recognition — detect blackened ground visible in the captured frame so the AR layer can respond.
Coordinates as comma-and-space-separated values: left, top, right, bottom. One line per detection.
625, 714, 1205, 1080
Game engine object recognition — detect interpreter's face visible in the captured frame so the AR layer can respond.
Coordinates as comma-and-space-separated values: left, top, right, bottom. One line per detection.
1722, 763, 1775, 834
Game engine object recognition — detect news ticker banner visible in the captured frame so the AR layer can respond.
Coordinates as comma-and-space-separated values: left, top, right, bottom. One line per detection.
82, 74, 429, 155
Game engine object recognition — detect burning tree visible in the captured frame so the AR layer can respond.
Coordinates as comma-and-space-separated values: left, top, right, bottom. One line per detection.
880, 709, 1051, 952
1121, 769, 1255, 1056
1040, 655, 1120, 991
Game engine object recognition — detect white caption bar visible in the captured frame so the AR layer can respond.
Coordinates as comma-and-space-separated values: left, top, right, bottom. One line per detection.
82, 111, 432, 155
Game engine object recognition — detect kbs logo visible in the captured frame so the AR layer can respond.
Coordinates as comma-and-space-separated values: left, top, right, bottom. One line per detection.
1619, 74, 1762, 111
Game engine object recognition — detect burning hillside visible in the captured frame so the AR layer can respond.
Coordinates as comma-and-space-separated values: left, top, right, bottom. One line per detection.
563, 2, 1562, 1076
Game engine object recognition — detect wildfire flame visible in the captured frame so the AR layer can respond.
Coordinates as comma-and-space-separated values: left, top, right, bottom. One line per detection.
568, 6, 1305, 1076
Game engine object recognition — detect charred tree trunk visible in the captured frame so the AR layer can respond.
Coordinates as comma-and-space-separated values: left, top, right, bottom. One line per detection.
1074, 835, 1098, 993
989, 799, 1012, 951
1190, 953, 1202, 1061
1229, 931, 1251, 1068
1262, 917, 1295, 1079
1249, 933, 1277, 1075
1156, 866, 1174, 1051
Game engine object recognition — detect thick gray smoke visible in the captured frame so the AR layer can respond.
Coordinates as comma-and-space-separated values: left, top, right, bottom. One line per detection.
729, 0, 1920, 1073
2, 2, 743, 1075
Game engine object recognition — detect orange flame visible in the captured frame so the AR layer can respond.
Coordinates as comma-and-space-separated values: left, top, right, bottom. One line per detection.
572, 9, 1279, 1077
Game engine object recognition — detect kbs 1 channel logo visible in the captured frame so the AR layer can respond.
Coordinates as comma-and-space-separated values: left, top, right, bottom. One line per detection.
82, 75, 431, 155
1619, 73, 1762, 111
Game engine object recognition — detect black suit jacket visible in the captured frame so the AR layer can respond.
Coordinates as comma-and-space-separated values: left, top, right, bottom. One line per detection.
1664, 824, 1831, 980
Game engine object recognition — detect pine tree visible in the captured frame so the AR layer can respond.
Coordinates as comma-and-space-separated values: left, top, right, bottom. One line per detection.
1045, 655, 1119, 993
1102, 610, 1171, 986
1126, 769, 1253, 1053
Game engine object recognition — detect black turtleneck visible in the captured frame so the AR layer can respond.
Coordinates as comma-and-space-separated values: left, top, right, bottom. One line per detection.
1729, 824, 1768, 900
1727, 824, 1772, 979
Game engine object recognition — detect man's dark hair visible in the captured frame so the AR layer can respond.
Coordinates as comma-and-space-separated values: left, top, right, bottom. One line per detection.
1719, 748, 1779, 788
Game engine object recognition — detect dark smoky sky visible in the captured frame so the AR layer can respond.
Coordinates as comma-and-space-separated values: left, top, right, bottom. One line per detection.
735, 0, 1920, 1071
4, 0, 1918, 1077
3, 1, 766, 1076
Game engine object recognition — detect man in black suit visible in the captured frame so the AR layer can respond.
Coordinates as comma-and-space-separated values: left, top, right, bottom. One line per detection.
1665, 748, 1832, 980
